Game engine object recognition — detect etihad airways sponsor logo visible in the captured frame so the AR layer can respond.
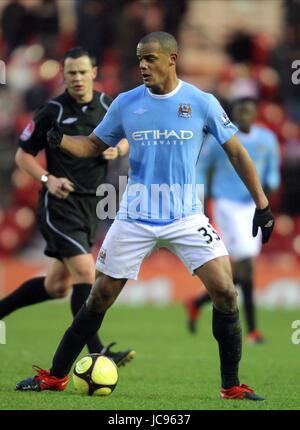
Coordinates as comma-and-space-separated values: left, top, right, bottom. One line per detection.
132, 129, 194, 146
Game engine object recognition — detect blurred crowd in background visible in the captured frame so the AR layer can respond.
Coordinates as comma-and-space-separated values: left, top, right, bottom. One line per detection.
0, 0, 300, 262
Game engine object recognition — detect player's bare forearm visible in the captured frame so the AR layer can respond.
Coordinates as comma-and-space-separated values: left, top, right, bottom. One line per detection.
60, 133, 106, 158
223, 135, 269, 209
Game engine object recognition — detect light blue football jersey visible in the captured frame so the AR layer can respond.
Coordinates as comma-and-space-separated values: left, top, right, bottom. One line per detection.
94, 80, 237, 224
197, 125, 281, 202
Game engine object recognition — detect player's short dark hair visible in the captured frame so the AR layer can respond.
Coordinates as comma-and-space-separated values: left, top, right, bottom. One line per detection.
139, 31, 178, 54
62, 47, 96, 67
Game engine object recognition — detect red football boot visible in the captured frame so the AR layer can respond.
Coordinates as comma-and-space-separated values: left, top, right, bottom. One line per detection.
246, 330, 265, 344
15, 365, 69, 392
220, 384, 264, 400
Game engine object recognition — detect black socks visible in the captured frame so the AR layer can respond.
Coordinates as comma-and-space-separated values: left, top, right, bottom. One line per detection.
212, 307, 242, 389
71, 284, 104, 353
51, 303, 105, 378
0, 277, 50, 319
194, 278, 256, 333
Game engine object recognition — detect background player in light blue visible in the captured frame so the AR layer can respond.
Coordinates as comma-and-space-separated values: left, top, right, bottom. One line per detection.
186, 97, 281, 342
17, 32, 275, 401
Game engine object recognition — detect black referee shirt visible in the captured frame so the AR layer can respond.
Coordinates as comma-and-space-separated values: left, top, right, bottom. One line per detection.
19, 90, 112, 195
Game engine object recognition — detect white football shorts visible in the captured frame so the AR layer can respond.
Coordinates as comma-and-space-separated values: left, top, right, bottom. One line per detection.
96, 213, 228, 280
213, 198, 262, 261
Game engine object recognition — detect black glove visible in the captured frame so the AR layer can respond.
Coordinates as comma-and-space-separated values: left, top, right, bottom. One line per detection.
252, 205, 275, 244
47, 121, 63, 149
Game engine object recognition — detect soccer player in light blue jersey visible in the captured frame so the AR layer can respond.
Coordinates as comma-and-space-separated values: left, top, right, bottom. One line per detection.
16, 32, 275, 401
186, 98, 281, 343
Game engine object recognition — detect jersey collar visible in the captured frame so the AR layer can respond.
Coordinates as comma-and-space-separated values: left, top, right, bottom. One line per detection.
147, 80, 182, 99
64, 90, 99, 109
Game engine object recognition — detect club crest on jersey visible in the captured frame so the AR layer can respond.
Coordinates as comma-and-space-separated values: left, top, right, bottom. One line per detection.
20, 120, 35, 141
221, 112, 231, 127
178, 103, 192, 118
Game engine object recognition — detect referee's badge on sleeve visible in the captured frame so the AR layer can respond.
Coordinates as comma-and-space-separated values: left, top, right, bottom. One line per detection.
20, 120, 35, 141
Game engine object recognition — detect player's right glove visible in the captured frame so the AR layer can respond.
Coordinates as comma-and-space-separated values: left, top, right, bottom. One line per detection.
47, 121, 63, 149
252, 205, 275, 244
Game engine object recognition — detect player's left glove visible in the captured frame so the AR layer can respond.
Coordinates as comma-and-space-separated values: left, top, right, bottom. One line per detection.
47, 121, 63, 149
252, 205, 275, 244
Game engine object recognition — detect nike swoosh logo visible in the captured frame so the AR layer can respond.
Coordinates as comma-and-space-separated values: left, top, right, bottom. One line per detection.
265, 220, 274, 228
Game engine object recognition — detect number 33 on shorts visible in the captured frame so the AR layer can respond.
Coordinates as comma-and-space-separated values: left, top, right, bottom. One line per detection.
198, 224, 221, 244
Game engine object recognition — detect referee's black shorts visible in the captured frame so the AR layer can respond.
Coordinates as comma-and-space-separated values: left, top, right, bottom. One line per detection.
36, 190, 99, 260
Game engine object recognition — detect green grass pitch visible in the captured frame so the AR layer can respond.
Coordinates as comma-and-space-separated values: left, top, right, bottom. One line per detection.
0, 302, 299, 410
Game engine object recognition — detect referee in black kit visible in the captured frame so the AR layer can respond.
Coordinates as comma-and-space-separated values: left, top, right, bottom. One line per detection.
0, 47, 134, 367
